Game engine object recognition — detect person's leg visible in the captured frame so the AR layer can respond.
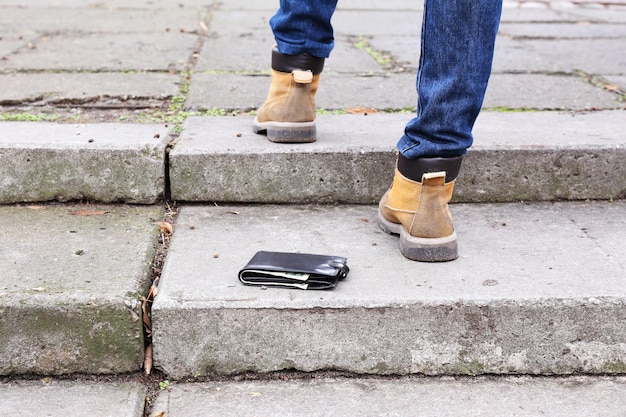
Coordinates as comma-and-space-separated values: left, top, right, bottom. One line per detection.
253, 0, 338, 143
379, 0, 502, 262
400, 0, 503, 158
270, 0, 338, 59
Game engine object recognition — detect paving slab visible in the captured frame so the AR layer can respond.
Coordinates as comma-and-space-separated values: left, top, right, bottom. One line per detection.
607, 75, 626, 89
336, 0, 423, 10
188, 47, 621, 112
2, 33, 197, 71
0, 34, 38, 58
215, 0, 451, 11
499, 21, 626, 38
492, 38, 626, 74
206, 10, 271, 34
194, 36, 380, 74
0, 380, 145, 417
186, 72, 416, 111
364, 36, 421, 70
567, 7, 626, 23
483, 73, 622, 110
499, 8, 584, 22
194, 32, 274, 73
0, 6, 204, 34
151, 376, 626, 417
0, 204, 161, 375
152, 201, 626, 378
0, 72, 179, 105
0, 122, 170, 204
168, 111, 626, 204
214, 0, 278, 11
0, 0, 200, 8
332, 11, 423, 37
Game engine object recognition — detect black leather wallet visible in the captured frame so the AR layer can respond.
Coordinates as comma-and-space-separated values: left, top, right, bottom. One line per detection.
238, 251, 349, 290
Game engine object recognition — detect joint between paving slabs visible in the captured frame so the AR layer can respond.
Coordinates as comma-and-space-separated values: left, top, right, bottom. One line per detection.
143, 201, 180, 376
573, 70, 626, 101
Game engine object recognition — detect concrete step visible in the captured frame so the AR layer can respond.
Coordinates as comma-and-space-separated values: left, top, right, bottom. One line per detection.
0, 122, 170, 204
1, 111, 624, 205
152, 201, 626, 379
0, 204, 161, 375
3, 375, 625, 417
0, 380, 145, 417
169, 111, 626, 204
150, 376, 626, 417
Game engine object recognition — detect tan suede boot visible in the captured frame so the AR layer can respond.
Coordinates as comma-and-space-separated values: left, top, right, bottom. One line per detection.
378, 156, 463, 262
254, 47, 324, 143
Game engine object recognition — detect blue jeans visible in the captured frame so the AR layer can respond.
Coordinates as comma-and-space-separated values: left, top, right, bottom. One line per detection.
270, 0, 502, 158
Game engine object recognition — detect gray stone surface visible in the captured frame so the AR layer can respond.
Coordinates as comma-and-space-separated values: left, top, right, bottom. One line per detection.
151, 377, 626, 417
499, 22, 626, 38
0, 72, 180, 105
195, 36, 381, 74
185, 0, 626, 115
188, 28, 626, 113
187, 70, 623, 111
0, 0, 203, 9
2, 0, 623, 125
0, 6, 204, 34
0, 122, 170, 204
186, 72, 417, 111
0, 204, 161, 375
0, 381, 145, 417
194, 33, 273, 72
168, 111, 626, 204
332, 11, 423, 37
499, 8, 583, 23
152, 201, 626, 378
493, 38, 626, 75
484, 73, 622, 110
567, 7, 626, 23
2, 33, 198, 72
206, 10, 271, 34
0, 34, 38, 58
607, 75, 626, 89
0, 0, 624, 388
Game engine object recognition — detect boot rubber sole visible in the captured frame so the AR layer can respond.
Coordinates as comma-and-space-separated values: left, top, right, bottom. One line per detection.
253, 118, 316, 143
377, 210, 458, 262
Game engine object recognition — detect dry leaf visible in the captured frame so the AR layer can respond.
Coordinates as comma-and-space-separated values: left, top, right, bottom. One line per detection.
148, 285, 159, 299
345, 106, 379, 115
604, 84, 619, 91
142, 299, 151, 328
199, 20, 209, 34
150, 412, 165, 417
156, 221, 173, 234
69, 209, 109, 216
144, 344, 153, 375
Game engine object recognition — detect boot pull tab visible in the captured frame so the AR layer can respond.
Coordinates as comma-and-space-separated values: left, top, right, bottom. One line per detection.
292, 70, 313, 84
422, 171, 447, 186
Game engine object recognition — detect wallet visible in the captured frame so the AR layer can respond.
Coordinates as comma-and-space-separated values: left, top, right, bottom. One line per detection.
238, 251, 349, 290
